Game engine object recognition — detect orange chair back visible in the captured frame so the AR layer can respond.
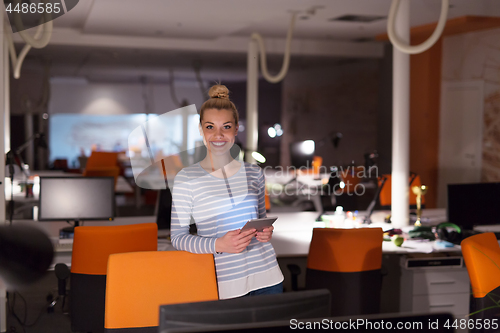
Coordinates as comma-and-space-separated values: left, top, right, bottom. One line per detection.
70, 223, 157, 333
461, 232, 500, 298
85, 151, 119, 169
71, 223, 158, 275
378, 174, 425, 207
105, 251, 218, 331
307, 228, 383, 273
265, 187, 271, 211
339, 167, 363, 194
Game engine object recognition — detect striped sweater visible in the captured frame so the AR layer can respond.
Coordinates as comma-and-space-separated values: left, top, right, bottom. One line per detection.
170, 161, 283, 299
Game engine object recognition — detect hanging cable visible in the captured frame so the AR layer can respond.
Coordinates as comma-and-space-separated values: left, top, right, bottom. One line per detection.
387, 0, 449, 54
192, 60, 206, 100
251, 12, 297, 83
12, 0, 53, 49
169, 68, 182, 107
4, 0, 53, 78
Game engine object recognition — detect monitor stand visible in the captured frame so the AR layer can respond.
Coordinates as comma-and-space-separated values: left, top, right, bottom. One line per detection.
59, 220, 80, 239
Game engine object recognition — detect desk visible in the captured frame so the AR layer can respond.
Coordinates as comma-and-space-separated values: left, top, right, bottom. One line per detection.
268, 210, 468, 318
270, 210, 459, 257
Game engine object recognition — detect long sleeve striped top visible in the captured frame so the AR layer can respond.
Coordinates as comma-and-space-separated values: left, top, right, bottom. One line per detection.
170, 161, 283, 299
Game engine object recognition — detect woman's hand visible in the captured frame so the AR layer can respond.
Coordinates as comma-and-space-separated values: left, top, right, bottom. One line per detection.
215, 228, 256, 253
256, 226, 274, 243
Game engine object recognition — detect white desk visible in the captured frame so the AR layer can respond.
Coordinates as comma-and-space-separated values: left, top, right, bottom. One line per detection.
270, 210, 459, 257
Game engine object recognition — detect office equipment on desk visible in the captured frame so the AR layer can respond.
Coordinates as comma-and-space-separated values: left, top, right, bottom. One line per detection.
448, 182, 500, 233
461, 232, 500, 327
105, 251, 218, 332
69, 223, 157, 333
38, 176, 115, 237
159, 289, 331, 333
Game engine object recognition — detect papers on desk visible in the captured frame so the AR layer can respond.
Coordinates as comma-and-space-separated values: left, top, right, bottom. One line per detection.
383, 239, 461, 253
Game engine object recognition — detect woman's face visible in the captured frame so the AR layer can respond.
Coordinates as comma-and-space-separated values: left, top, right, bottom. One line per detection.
200, 108, 238, 156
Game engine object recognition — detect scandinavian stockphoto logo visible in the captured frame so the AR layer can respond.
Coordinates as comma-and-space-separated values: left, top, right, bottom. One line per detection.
128, 105, 247, 213
4, 0, 80, 33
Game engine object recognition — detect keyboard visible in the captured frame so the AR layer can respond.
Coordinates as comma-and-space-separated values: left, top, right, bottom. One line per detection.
53, 239, 73, 252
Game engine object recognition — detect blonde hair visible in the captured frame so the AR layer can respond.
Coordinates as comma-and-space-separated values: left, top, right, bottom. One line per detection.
199, 84, 239, 125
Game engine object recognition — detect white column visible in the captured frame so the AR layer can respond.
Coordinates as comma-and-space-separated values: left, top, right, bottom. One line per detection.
246, 39, 258, 164
3, 40, 9, 154
391, 0, 410, 228
25, 113, 34, 170
0, 7, 7, 332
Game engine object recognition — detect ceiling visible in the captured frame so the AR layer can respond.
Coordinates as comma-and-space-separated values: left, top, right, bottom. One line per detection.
14, 0, 500, 82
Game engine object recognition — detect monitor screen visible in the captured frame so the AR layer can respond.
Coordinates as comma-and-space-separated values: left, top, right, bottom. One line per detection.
447, 182, 500, 230
159, 289, 330, 332
38, 177, 115, 221
156, 188, 172, 230
290, 140, 315, 169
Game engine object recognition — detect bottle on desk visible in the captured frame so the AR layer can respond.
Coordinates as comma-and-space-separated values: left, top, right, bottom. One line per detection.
331, 206, 346, 228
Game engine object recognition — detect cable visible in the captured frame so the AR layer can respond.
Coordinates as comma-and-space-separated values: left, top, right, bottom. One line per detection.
4, 1, 53, 79
168, 69, 182, 107
251, 12, 297, 83
12, 0, 53, 49
7, 290, 53, 331
192, 60, 206, 100
387, 0, 449, 54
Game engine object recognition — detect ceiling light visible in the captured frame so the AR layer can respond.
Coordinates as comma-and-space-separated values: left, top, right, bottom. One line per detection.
268, 127, 277, 138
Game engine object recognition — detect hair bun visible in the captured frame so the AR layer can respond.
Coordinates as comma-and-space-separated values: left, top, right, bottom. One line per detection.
208, 84, 230, 100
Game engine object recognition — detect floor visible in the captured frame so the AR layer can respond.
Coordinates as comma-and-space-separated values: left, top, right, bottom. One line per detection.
7, 271, 72, 333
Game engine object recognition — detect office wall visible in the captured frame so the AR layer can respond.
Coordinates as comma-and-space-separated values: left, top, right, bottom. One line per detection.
441, 27, 500, 182
49, 80, 206, 115
280, 59, 381, 170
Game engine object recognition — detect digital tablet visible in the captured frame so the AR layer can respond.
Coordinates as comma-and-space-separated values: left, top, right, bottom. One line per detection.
240, 217, 278, 232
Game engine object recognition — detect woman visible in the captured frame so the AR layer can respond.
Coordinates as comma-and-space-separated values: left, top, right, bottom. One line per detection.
171, 84, 284, 299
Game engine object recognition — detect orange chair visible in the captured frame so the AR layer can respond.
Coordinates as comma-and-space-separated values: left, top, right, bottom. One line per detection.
83, 151, 121, 186
265, 187, 271, 211
305, 228, 383, 316
461, 233, 500, 324
377, 173, 425, 207
339, 166, 363, 194
104, 251, 219, 332
70, 223, 157, 333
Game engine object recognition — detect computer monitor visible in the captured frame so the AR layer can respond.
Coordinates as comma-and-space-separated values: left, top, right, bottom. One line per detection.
159, 289, 331, 333
447, 182, 500, 231
156, 188, 172, 233
39, 177, 115, 235
290, 140, 315, 169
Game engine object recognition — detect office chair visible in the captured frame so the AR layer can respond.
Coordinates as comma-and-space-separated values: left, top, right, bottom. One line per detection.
70, 223, 158, 333
83, 151, 121, 185
104, 251, 219, 332
304, 227, 383, 316
461, 232, 500, 329
377, 173, 424, 208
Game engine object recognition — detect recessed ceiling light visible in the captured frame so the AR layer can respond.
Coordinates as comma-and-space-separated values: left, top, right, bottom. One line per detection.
329, 15, 386, 23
